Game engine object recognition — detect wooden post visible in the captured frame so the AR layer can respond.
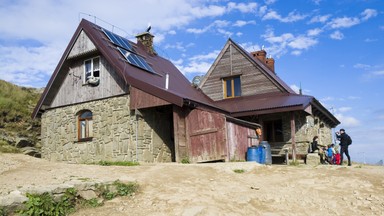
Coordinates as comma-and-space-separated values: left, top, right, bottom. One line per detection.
291, 112, 296, 162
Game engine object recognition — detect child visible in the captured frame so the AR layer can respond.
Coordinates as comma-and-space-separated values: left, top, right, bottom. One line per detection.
327, 144, 334, 164
334, 149, 341, 165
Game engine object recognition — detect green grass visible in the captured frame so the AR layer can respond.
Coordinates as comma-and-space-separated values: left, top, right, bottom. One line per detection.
181, 158, 190, 164
97, 160, 140, 166
0, 140, 20, 153
233, 169, 245, 173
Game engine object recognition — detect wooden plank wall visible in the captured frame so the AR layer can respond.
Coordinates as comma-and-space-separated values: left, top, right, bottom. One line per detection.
226, 121, 258, 161
130, 87, 171, 110
50, 32, 128, 108
186, 109, 227, 163
172, 106, 188, 162
201, 43, 282, 101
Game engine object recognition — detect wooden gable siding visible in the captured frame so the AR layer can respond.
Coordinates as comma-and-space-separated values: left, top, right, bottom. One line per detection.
130, 87, 171, 110
201, 44, 282, 101
50, 36, 128, 108
68, 30, 96, 59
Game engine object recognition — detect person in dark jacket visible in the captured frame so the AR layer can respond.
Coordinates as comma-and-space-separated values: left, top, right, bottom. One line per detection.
336, 129, 352, 166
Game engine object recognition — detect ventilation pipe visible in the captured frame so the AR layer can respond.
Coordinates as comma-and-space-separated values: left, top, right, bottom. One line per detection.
165, 73, 169, 90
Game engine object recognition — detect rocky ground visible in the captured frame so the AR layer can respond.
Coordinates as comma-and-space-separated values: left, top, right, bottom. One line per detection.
1, 153, 384, 216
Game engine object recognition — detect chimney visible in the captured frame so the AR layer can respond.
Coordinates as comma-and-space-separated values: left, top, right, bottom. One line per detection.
265, 57, 275, 73
251, 50, 266, 62
136, 32, 157, 55
250, 49, 275, 73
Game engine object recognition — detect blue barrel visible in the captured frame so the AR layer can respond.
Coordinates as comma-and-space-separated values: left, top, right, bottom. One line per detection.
258, 145, 265, 164
261, 141, 272, 165
247, 146, 258, 162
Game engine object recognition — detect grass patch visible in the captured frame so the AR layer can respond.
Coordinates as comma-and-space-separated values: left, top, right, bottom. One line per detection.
233, 169, 245, 173
17, 181, 139, 216
181, 158, 190, 164
289, 160, 300, 166
97, 161, 140, 166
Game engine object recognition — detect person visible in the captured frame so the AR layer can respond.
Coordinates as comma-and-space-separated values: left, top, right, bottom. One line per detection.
334, 149, 341, 165
311, 136, 326, 164
336, 129, 352, 166
326, 144, 335, 165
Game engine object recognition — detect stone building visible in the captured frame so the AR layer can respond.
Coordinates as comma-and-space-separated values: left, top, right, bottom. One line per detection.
33, 19, 339, 164
198, 39, 339, 158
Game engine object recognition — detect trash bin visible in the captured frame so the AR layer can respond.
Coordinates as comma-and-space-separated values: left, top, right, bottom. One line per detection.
258, 145, 265, 164
261, 141, 272, 165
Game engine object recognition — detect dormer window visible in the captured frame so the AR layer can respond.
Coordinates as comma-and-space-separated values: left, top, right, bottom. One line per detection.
223, 76, 241, 98
84, 57, 100, 84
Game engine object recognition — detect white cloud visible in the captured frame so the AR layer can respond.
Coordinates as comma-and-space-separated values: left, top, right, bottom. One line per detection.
312, 0, 322, 5
290, 84, 300, 94
321, 97, 335, 102
187, 20, 230, 34
288, 36, 318, 49
265, 0, 276, 5
335, 113, 360, 127
307, 28, 322, 36
291, 50, 302, 56
263, 10, 307, 23
236, 32, 243, 37
330, 30, 344, 40
309, 14, 331, 23
190, 5, 227, 18
360, 9, 378, 21
233, 20, 256, 27
217, 29, 233, 38
372, 70, 384, 76
177, 50, 220, 75
327, 17, 360, 29
353, 63, 371, 69
338, 107, 352, 112
168, 30, 176, 35
258, 6, 268, 16
227, 2, 258, 13
189, 50, 221, 61
364, 38, 377, 42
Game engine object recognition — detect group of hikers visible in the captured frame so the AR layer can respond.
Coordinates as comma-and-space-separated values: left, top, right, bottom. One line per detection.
309, 129, 352, 166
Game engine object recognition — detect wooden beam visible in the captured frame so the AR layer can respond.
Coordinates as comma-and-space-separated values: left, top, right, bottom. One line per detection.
290, 112, 296, 161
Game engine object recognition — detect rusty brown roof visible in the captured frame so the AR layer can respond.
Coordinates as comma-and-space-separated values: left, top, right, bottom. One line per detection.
33, 19, 218, 118
215, 92, 340, 127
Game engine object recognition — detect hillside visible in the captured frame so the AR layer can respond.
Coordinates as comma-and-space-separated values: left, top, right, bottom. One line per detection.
0, 80, 42, 155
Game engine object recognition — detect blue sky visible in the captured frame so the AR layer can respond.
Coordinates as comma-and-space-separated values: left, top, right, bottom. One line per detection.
0, 0, 383, 164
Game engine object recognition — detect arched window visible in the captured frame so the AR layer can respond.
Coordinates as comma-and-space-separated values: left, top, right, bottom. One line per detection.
78, 110, 93, 141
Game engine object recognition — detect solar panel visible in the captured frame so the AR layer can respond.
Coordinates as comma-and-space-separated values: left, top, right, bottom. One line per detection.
117, 47, 155, 73
102, 28, 134, 52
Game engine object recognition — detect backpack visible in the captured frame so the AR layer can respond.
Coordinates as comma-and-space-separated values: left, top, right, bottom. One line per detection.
346, 134, 352, 145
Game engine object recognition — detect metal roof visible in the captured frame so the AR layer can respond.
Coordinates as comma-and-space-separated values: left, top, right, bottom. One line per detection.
32, 19, 218, 118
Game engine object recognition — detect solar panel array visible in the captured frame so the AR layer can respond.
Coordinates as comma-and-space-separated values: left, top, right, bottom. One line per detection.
102, 28, 155, 73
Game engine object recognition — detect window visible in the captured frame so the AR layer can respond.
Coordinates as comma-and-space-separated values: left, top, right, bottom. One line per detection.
84, 57, 100, 84
78, 110, 93, 141
223, 76, 241, 98
264, 119, 283, 142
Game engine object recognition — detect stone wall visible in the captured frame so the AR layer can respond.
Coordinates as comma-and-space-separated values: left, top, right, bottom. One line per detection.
41, 95, 173, 163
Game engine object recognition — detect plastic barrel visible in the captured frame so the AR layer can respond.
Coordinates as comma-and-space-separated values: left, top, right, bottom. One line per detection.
247, 146, 258, 162
258, 145, 265, 164
261, 141, 272, 165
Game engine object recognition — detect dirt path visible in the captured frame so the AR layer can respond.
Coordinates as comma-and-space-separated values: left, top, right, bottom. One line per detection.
1, 154, 384, 215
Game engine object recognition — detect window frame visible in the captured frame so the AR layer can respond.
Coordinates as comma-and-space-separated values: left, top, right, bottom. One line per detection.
77, 110, 93, 142
223, 76, 241, 98
83, 56, 100, 84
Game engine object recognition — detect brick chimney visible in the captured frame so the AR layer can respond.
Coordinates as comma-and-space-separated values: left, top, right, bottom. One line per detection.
250, 49, 275, 73
136, 32, 157, 55
265, 57, 275, 73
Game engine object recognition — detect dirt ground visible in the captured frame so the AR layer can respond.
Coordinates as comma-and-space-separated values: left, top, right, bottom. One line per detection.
1, 153, 384, 216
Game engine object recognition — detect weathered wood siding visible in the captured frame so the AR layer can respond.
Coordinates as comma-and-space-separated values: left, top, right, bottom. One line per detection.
201, 43, 282, 101
50, 32, 128, 108
226, 121, 258, 161
68, 30, 96, 58
186, 109, 227, 163
173, 106, 188, 162
130, 87, 171, 110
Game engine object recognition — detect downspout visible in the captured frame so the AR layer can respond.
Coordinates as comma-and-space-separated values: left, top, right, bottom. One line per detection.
135, 109, 139, 162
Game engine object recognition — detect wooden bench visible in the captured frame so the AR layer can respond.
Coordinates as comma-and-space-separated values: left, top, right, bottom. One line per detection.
270, 141, 309, 165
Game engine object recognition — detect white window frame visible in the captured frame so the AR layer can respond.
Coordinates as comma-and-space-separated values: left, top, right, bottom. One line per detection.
83, 56, 100, 84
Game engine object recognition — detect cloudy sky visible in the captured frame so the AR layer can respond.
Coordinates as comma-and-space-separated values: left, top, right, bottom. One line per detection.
0, 0, 383, 164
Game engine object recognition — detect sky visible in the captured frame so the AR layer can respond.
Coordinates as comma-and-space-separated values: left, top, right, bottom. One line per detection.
0, 0, 383, 164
